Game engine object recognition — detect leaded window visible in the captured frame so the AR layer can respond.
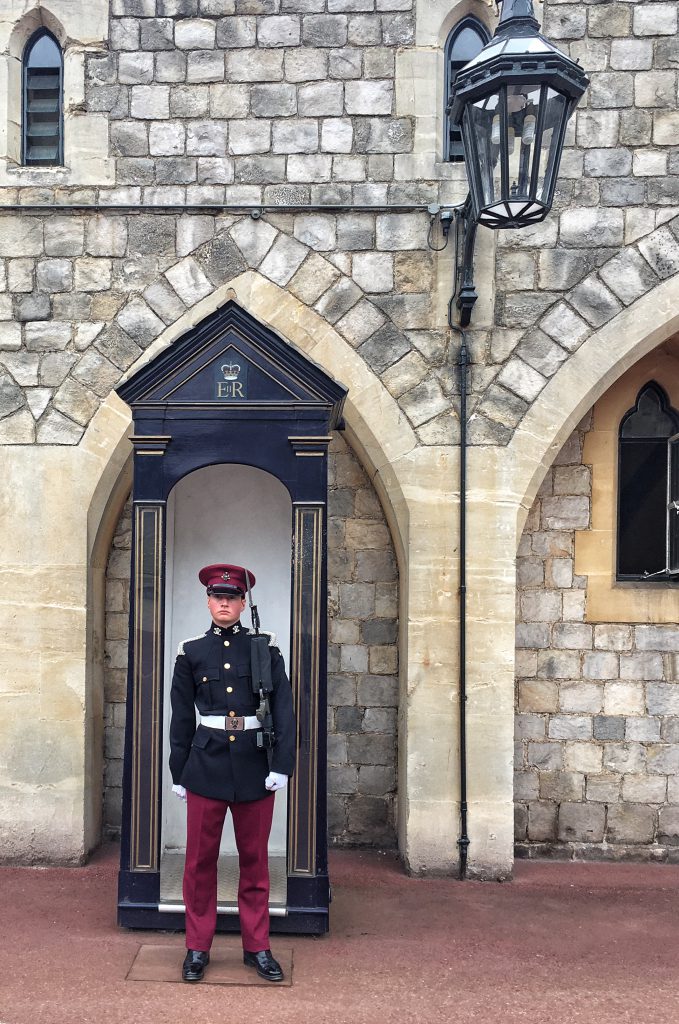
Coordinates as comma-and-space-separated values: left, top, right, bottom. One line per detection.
617, 382, 679, 580
23, 30, 63, 166
444, 17, 489, 162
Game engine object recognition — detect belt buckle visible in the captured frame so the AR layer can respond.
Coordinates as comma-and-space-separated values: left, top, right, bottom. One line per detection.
226, 717, 243, 731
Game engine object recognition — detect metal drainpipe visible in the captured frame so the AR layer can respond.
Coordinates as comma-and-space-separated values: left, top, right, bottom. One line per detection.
449, 320, 470, 880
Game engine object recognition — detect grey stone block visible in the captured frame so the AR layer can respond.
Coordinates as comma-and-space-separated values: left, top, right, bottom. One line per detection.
639, 227, 679, 280
558, 803, 605, 843
110, 122, 149, 158
347, 734, 395, 766
358, 765, 396, 796
527, 742, 562, 771
72, 350, 122, 397
303, 14, 348, 46
187, 51, 225, 83
328, 765, 359, 794
95, 325, 143, 369
381, 12, 413, 44
357, 322, 410, 375
593, 715, 625, 741
335, 706, 364, 732
353, 118, 413, 154
658, 806, 679, 846
607, 804, 656, 844
548, 716, 591, 741
140, 18, 175, 50
235, 155, 286, 184
170, 84, 210, 117
314, 277, 362, 323
539, 771, 584, 802
328, 47, 363, 80
155, 51, 187, 83
347, 13, 381, 45
225, 49, 284, 81
128, 216, 176, 256
356, 674, 397, 706
39, 353, 77, 387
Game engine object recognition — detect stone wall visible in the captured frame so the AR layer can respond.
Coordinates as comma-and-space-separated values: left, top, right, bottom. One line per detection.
103, 431, 398, 845
515, 414, 679, 861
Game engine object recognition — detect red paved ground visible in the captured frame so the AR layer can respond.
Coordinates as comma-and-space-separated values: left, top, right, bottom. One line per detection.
1, 846, 678, 1024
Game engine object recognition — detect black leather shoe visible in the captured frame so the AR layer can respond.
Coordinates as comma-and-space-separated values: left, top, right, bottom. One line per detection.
243, 949, 284, 982
182, 949, 210, 982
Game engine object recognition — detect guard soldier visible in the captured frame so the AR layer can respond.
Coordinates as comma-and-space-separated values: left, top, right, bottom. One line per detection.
169, 563, 296, 984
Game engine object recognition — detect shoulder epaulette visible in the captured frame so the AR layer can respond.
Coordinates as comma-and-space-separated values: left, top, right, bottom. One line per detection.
246, 628, 277, 648
177, 633, 205, 656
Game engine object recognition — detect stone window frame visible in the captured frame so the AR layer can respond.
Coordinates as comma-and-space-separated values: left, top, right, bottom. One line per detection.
617, 381, 679, 583
574, 346, 679, 624
22, 27, 64, 167
443, 15, 490, 163
0, 1, 112, 187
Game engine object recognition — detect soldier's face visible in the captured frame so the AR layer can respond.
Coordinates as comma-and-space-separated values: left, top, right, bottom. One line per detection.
207, 593, 245, 627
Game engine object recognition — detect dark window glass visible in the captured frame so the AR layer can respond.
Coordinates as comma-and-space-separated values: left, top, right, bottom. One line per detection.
445, 18, 489, 163
617, 382, 679, 579
23, 30, 63, 166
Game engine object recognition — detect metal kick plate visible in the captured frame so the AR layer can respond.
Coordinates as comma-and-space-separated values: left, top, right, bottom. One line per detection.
159, 853, 288, 914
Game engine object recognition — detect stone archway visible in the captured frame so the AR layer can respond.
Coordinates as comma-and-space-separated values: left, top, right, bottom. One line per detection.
80, 271, 458, 876
459, 275, 679, 878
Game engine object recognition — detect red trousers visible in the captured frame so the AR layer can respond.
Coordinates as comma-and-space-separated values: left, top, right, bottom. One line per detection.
183, 789, 275, 953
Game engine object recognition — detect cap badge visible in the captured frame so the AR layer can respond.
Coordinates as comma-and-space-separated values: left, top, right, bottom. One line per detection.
221, 570, 231, 581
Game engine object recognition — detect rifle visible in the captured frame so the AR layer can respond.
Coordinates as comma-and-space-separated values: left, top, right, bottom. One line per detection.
245, 572, 275, 768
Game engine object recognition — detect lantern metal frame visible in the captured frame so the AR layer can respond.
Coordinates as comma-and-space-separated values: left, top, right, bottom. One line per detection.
447, 0, 589, 326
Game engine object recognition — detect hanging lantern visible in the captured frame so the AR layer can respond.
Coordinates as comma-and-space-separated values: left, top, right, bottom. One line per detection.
448, 0, 589, 230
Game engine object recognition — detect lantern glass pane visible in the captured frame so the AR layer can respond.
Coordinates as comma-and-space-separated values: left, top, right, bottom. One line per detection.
537, 87, 568, 202
506, 83, 541, 201
467, 91, 501, 207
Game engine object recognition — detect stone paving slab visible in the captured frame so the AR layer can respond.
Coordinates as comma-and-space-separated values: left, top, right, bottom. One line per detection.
126, 943, 293, 986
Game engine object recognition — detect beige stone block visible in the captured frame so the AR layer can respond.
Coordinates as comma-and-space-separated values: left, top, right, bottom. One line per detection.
604, 681, 644, 716
622, 775, 666, 804
564, 742, 603, 774
586, 775, 620, 802
369, 646, 397, 675
559, 681, 603, 714
345, 521, 390, 550
518, 680, 558, 713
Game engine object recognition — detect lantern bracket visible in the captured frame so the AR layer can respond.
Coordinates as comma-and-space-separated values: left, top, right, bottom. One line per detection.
452, 196, 479, 329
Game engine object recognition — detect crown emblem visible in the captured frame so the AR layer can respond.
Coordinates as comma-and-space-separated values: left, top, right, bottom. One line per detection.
221, 362, 241, 381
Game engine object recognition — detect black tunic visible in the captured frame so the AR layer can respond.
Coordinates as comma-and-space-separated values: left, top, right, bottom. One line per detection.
169, 621, 296, 802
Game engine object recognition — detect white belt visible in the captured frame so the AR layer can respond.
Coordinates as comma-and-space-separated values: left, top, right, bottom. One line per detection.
199, 714, 261, 731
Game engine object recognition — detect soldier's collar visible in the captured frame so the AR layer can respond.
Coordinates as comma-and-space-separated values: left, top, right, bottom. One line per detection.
210, 620, 243, 637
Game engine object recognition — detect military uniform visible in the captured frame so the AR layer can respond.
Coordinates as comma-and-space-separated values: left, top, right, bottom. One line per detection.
169, 563, 296, 983
169, 622, 296, 800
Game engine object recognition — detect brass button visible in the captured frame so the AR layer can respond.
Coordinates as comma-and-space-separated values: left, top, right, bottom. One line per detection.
224, 662, 231, 669
224, 640, 230, 647
202, 676, 207, 682
229, 711, 236, 718
226, 686, 233, 694
229, 735, 235, 742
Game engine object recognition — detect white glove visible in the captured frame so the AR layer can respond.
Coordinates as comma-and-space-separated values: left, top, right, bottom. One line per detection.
265, 772, 288, 792
172, 784, 187, 801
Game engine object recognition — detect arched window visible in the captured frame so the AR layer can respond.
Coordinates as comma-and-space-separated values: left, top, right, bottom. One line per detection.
444, 17, 489, 162
22, 29, 63, 166
617, 382, 679, 580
